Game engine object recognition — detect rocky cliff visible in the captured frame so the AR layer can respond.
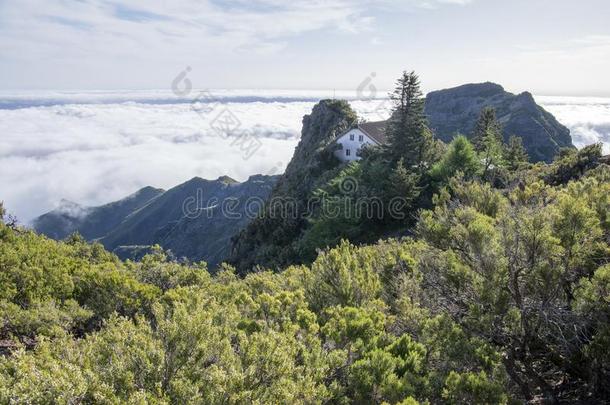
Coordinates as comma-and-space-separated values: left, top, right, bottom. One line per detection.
425, 82, 573, 162
229, 99, 357, 272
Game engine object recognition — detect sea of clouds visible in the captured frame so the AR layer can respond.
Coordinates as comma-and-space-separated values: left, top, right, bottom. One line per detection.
0, 90, 609, 223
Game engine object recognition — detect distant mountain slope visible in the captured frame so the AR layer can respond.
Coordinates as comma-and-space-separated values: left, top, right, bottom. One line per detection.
425, 82, 574, 162
32, 186, 164, 240
33, 175, 278, 266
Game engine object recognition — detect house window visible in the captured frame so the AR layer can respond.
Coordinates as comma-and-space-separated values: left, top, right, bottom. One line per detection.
349, 134, 354, 141
358, 135, 364, 142
346, 149, 351, 156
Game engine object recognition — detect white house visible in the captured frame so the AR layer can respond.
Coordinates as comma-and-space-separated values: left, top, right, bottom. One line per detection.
333, 121, 387, 162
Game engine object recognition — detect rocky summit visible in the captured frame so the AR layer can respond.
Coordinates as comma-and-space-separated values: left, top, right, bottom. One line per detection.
425, 82, 573, 162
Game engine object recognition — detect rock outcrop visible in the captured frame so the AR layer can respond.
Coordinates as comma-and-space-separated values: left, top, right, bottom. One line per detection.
229, 99, 357, 272
425, 82, 573, 162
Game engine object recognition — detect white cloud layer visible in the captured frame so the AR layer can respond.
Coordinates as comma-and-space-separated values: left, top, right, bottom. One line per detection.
0, 91, 607, 224
536, 96, 610, 153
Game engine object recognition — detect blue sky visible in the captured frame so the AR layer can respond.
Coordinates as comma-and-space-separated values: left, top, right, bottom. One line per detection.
1, 0, 609, 95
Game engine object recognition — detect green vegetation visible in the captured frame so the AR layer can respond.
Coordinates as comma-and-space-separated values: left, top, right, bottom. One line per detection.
429, 135, 481, 182
1, 71, 608, 403
1, 144, 609, 402
242, 73, 534, 268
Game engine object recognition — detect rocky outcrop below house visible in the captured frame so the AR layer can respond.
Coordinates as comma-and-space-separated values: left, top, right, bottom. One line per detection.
229, 99, 358, 272
425, 82, 574, 162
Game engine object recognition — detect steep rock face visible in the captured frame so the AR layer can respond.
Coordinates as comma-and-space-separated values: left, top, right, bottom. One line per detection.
425, 82, 573, 162
32, 187, 164, 240
33, 176, 277, 267
230, 99, 357, 272
276, 99, 358, 199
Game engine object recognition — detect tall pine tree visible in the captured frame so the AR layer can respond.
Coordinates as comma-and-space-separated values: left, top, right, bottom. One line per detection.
472, 107, 504, 180
385, 71, 432, 168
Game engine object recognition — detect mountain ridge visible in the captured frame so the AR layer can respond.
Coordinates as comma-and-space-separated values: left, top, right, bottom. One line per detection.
33, 175, 278, 266
33, 186, 165, 240
424, 82, 573, 162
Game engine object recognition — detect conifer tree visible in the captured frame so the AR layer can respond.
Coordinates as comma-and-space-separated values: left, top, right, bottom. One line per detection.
504, 135, 529, 170
387, 158, 421, 201
385, 71, 432, 168
429, 135, 481, 182
472, 107, 504, 180
471, 107, 502, 151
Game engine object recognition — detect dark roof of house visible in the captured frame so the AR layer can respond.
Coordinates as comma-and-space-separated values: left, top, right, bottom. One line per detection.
358, 121, 388, 144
